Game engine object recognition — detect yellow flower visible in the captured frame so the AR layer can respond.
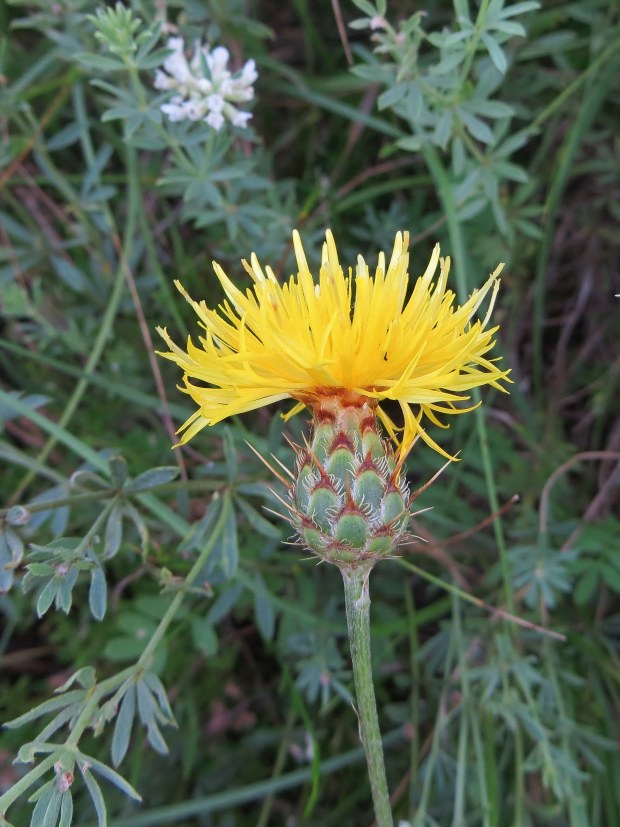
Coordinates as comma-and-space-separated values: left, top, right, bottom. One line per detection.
157, 230, 509, 458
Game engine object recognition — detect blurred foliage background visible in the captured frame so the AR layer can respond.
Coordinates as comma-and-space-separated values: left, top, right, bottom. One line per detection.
0, 1, 619, 825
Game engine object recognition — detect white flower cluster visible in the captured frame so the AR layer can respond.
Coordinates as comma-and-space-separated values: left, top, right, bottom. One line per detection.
154, 37, 257, 131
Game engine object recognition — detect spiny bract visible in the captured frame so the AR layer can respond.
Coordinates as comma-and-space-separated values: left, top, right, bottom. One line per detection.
289, 393, 410, 569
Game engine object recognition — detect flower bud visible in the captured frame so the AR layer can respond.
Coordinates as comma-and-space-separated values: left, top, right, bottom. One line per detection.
289, 392, 410, 570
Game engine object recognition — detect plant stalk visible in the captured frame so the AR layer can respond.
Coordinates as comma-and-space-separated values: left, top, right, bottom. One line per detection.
341, 567, 393, 827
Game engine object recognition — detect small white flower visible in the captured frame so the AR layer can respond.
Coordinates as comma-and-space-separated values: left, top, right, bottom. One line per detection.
167, 37, 184, 53
155, 37, 257, 130
163, 41, 191, 85
240, 59, 258, 86
205, 111, 225, 131
160, 101, 187, 122
208, 46, 230, 75
185, 100, 205, 120
154, 69, 175, 90
229, 109, 252, 128
196, 77, 213, 95
206, 93, 225, 114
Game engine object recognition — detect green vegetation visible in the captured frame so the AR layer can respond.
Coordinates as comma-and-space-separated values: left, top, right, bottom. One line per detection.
1, 1, 619, 825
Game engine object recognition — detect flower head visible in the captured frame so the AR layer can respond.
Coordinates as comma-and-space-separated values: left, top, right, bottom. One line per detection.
155, 37, 257, 130
157, 230, 509, 459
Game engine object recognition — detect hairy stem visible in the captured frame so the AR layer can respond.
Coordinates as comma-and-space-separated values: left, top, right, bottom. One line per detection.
341, 567, 393, 827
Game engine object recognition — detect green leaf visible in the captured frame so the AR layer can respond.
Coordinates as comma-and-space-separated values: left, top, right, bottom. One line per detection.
58, 792, 73, 827
135, 24, 164, 61
136, 50, 172, 71
80, 762, 107, 826
433, 110, 453, 150
219, 493, 239, 578
40, 786, 62, 827
37, 578, 58, 618
573, 568, 598, 606
451, 135, 466, 176
377, 81, 409, 111
18, 742, 56, 764
103, 505, 123, 560
143, 673, 175, 724
5, 690, 85, 728
431, 50, 465, 76
47, 122, 83, 152
207, 583, 244, 624
136, 680, 156, 728
499, 1, 539, 18
29, 782, 59, 827
104, 634, 149, 662
459, 109, 495, 144
397, 135, 423, 153
467, 99, 513, 119
89, 566, 107, 620
482, 33, 507, 74
76, 52, 125, 71
454, 0, 471, 19
254, 574, 275, 641
101, 103, 142, 122
599, 562, 620, 593
495, 160, 528, 182
125, 466, 179, 493
51, 255, 88, 294
135, 679, 171, 754
4, 527, 24, 562
457, 196, 486, 221
493, 19, 526, 36
351, 0, 379, 16
6, 504, 30, 526
191, 616, 218, 657
108, 455, 128, 487
28, 563, 56, 577
54, 666, 96, 694
234, 495, 281, 539
222, 426, 238, 482
111, 684, 136, 767
55, 568, 78, 614
145, 718, 169, 755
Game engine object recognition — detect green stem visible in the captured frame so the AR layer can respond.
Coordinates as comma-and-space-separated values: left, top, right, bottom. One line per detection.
0, 489, 115, 518
513, 725, 524, 827
404, 581, 420, 825
135, 492, 229, 671
10, 135, 140, 501
0, 754, 57, 817
458, 0, 492, 84
532, 57, 616, 403
1, 496, 227, 817
255, 705, 297, 827
422, 144, 513, 612
341, 568, 393, 827
64, 667, 135, 751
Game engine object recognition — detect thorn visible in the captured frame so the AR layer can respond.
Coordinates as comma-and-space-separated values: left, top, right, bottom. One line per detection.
263, 506, 294, 523
271, 451, 295, 480
245, 440, 290, 485
408, 505, 434, 519
410, 456, 454, 502
264, 488, 300, 516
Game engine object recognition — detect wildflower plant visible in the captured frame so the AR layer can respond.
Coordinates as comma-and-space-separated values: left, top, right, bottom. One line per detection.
155, 37, 257, 130
157, 230, 509, 825
2, 0, 620, 825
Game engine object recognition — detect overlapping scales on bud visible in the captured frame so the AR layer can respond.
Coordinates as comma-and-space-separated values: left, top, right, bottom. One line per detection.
289, 393, 410, 570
